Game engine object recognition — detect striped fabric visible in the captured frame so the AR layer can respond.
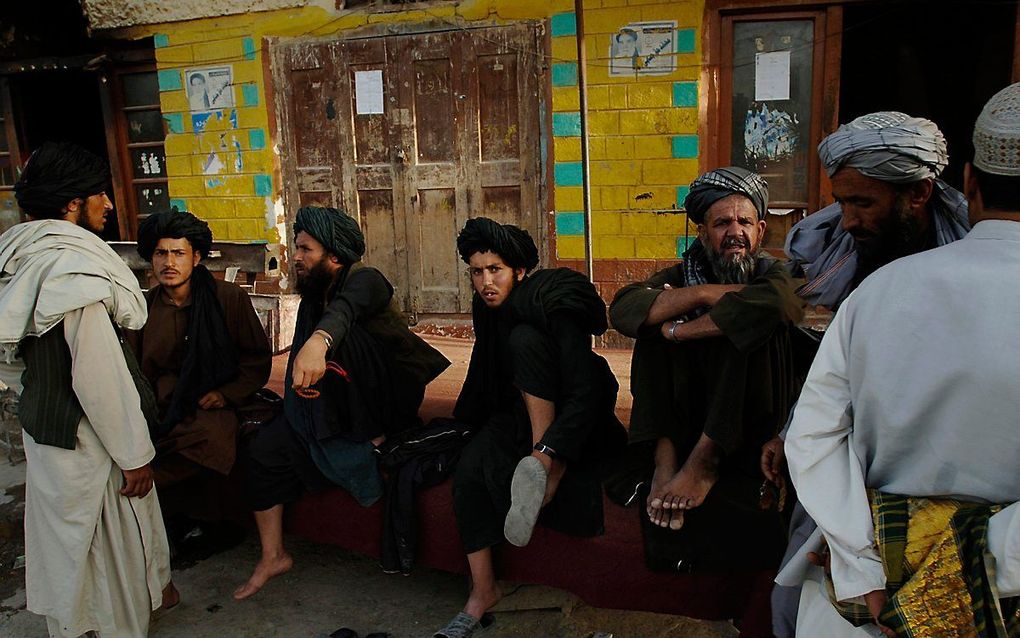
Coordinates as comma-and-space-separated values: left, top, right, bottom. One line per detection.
17, 323, 84, 450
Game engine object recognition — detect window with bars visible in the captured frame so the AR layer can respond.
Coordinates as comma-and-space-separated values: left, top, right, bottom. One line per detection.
110, 66, 169, 235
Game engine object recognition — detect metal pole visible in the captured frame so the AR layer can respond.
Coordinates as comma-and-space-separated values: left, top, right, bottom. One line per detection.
574, 0, 594, 281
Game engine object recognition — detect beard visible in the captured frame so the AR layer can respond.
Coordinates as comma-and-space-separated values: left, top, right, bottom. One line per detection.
295, 259, 335, 299
854, 192, 923, 282
703, 234, 759, 284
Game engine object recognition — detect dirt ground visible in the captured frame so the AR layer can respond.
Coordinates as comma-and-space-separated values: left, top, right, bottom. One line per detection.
0, 336, 737, 638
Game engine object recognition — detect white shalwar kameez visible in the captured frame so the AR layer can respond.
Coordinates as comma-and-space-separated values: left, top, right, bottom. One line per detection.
785, 220, 1020, 634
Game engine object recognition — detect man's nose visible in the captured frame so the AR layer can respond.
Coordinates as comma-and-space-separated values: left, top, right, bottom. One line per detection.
103, 194, 113, 210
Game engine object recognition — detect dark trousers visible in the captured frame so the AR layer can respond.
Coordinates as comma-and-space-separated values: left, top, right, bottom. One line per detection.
244, 413, 333, 512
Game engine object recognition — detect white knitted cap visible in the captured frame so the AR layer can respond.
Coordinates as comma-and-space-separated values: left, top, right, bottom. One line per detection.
974, 82, 1020, 176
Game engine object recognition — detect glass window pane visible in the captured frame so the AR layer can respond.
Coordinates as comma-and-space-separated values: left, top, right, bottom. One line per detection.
122, 72, 159, 107
131, 147, 167, 179
0, 122, 8, 152
126, 110, 165, 143
135, 183, 170, 217
0, 155, 14, 187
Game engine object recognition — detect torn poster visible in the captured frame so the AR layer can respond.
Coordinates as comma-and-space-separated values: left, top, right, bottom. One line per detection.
355, 70, 384, 115
609, 21, 677, 76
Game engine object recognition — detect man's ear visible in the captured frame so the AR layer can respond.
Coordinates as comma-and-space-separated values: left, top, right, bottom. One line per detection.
329, 254, 341, 264
62, 198, 82, 214
964, 162, 984, 219
907, 178, 935, 212
192, 251, 202, 267
514, 267, 526, 282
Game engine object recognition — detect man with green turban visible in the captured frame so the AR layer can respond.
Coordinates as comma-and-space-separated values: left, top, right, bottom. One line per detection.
234, 206, 449, 600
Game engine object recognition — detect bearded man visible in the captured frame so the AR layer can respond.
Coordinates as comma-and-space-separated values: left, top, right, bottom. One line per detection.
0, 142, 175, 637
609, 167, 803, 572
234, 206, 449, 600
124, 210, 271, 520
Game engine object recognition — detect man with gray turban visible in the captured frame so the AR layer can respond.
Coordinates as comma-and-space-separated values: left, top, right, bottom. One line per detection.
125, 210, 271, 532
769, 112, 972, 637
235, 206, 449, 600
0, 142, 177, 636
783, 84, 1020, 636
432, 217, 625, 638
608, 167, 804, 632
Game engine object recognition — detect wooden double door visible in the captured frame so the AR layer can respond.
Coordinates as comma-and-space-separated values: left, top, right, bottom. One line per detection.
273, 24, 546, 315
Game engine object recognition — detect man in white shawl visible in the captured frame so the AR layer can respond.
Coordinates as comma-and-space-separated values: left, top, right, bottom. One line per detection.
0, 142, 175, 637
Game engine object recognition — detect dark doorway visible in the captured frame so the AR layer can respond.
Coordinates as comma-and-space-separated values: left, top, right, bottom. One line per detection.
8, 71, 121, 239
840, 1, 1016, 190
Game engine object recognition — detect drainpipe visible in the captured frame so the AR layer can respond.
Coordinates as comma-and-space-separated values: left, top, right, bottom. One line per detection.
574, 0, 594, 282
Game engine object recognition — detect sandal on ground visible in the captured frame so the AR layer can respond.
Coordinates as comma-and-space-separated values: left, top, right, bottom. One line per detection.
504, 455, 547, 547
432, 611, 494, 638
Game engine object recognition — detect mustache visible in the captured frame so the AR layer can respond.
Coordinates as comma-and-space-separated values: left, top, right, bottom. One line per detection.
721, 236, 750, 249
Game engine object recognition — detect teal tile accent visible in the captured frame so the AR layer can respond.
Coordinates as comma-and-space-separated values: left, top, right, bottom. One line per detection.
243, 37, 257, 61
163, 113, 184, 134
676, 28, 696, 54
676, 235, 695, 257
671, 135, 699, 159
241, 84, 260, 107
676, 185, 690, 208
154, 34, 170, 48
157, 69, 182, 92
551, 13, 577, 37
254, 174, 273, 197
552, 112, 581, 137
673, 81, 698, 107
170, 198, 187, 213
555, 212, 585, 236
551, 63, 578, 87
554, 162, 583, 186
248, 129, 267, 151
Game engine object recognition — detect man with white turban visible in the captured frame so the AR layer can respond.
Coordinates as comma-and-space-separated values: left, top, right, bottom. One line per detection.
783, 84, 1020, 636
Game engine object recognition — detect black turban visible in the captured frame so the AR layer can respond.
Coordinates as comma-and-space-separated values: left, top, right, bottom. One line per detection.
294, 206, 365, 265
683, 166, 769, 224
456, 217, 539, 272
137, 210, 214, 261
14, 142, 110, 218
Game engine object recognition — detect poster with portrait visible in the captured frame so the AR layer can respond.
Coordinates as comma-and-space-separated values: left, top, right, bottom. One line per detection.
185, 66, 235, 113
608, 21, 678, 76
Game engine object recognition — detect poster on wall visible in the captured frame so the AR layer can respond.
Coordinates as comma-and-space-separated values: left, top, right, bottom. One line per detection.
354, 70, 385, 115
185, 66, 235, 130
609, 21, 678, 76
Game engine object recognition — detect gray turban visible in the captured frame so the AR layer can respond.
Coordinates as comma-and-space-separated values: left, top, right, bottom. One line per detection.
293, 206, 365, 265
818, 111, 948, 183
457, 217, 539, 272
137, 210, 213, 261
683, 166, 769, 224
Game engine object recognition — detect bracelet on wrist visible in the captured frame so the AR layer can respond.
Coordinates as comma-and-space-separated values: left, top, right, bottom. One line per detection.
313, 330, 334, 350
669, 318, 685, 341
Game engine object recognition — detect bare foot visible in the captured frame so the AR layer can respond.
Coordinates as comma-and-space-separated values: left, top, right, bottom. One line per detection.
464, 581, 502, 619
161, 581, 180, 609
532, 452, 565, 506
660, 450, 719, 512
647, 457, 680, 528
233, 552, 293, 600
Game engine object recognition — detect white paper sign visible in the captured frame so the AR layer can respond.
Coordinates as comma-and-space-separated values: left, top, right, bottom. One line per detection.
355, 70, 384, 115
754, 51, 791, 101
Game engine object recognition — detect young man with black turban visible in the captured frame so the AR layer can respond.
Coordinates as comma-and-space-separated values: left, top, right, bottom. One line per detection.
433, 217, 626, 638
125, 210, 272, 526
0, 142, 176, 636
608, 167, 803, 605
234, 206, 449, 600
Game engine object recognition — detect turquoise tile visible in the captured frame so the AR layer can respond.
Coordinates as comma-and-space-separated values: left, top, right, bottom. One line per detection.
552, 112, 581, 137
170, 198, 187, 213
550, 13, 577, 37
555, 211, 585, 236
673, 81, 697, 107
163, 113, 184, 134
676, 185, 690, 208
243, 37, 257, 61
554, 162, 583, 186
157, 69, 182, 92
242, 84, 260, 107
154, 34, 170, 49
248, 129, 266, 151
551, 63, 578, 87
676, 28, 696, 54
676, 235, 695, 258
254, 174, 273, 197
671, 135, 699, 159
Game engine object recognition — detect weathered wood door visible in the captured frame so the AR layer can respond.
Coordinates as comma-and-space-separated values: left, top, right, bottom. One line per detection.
273, 24, 545, 315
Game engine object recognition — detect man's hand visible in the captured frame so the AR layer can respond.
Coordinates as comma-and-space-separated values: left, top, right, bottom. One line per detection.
198, 390, 227, 410
701, 283, 745, 306
760, 436, 786, 484
121, 464, 154, 498
864, 589, 895, 637
292, 333, 328, 390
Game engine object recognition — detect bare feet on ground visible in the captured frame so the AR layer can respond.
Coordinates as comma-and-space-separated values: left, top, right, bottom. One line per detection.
161, 581, 180, 609
464, 581, 502, 620
647, 462, 684, 530
658, 449, 719, 513
233, 552, 293, 600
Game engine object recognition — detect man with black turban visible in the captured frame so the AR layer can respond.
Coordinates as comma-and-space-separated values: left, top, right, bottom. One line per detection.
125, 210, 272, 531
608, 167, 803, 631
432, 217, 626, 638
0, 142, 177, 636
235, 206, 449, 600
